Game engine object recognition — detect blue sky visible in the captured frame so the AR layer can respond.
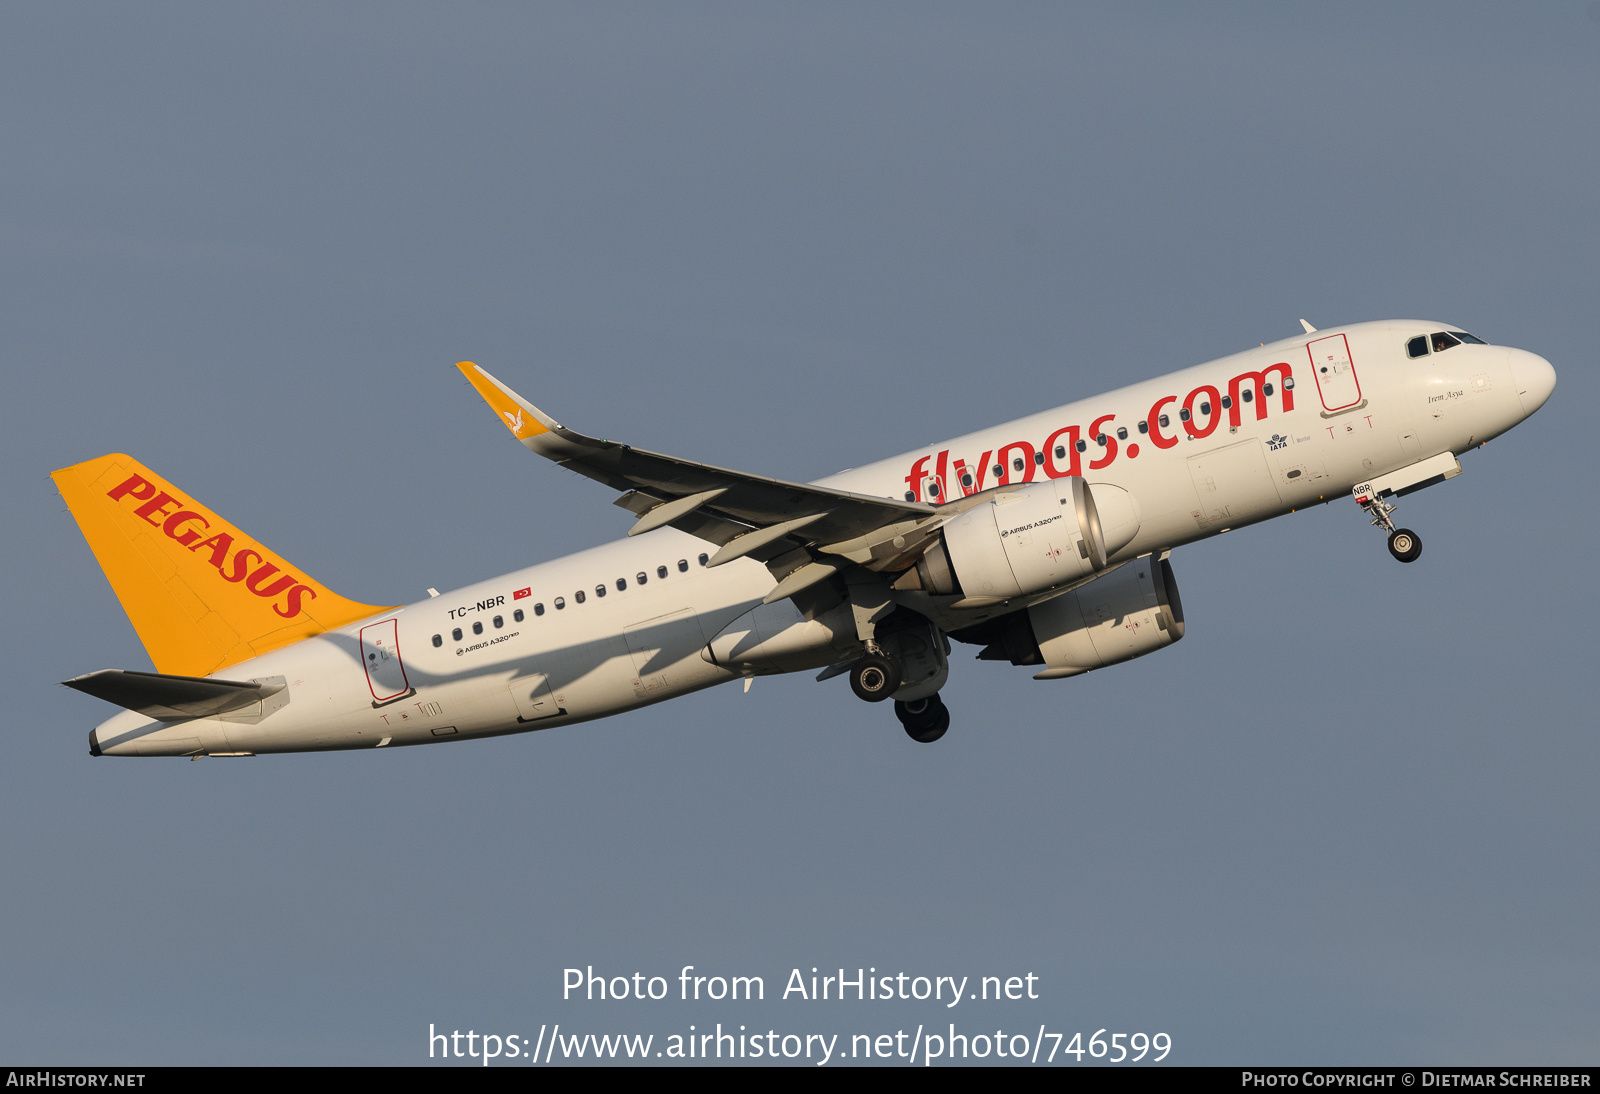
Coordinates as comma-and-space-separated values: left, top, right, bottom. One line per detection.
3, 2, 1596, 1064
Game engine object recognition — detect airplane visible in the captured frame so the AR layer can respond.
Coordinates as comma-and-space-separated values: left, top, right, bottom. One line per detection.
53, 320, 1555, 756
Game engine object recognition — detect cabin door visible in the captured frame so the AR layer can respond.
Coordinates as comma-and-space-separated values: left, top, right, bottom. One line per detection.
1306, 333, 1363, 412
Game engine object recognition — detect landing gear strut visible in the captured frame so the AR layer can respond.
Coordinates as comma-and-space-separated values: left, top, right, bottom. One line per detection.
895, 694, 950, 743
1357, 488, 1422, 564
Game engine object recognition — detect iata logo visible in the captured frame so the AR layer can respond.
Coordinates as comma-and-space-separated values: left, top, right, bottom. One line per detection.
1268, 433, 1288, 451
106, 474, 317, 620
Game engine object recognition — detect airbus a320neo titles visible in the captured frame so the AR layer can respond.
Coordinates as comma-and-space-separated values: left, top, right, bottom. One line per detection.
55, 320, 1555, 754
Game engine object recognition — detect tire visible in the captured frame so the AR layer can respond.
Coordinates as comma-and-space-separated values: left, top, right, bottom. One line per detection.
1387, 527, 1422, 563
894, 697, 934, 728
897, 695, 950, 743
849, 653, 902, 703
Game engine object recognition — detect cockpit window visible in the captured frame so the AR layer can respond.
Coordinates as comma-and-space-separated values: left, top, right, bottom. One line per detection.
1452, 331, 1488, 345
1431, 331, 1462, 353
1407, 335, 1429, 358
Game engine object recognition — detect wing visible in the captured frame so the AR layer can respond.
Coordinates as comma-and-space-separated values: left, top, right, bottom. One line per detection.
457, 362, 950, 601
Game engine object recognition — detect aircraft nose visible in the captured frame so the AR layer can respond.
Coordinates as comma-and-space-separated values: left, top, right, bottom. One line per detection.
1508, 348, 1556, 416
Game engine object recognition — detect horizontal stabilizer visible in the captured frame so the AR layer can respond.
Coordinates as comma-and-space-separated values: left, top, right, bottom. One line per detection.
64, 669, 283, 720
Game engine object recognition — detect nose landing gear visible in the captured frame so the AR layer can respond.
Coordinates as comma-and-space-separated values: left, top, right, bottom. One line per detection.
1386, 527, 1422, 563
1357, 488, 1422, 564
895, 694, 950, 743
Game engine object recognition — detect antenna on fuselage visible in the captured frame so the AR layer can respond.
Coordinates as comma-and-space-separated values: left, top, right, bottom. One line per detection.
1299, 319, 1318, 334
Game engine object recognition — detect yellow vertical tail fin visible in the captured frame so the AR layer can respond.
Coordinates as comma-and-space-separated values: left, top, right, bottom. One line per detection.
52, 454, 392, 677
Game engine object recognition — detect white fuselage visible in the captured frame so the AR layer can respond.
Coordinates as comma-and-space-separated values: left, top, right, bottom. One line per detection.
91, 321, 1554, 756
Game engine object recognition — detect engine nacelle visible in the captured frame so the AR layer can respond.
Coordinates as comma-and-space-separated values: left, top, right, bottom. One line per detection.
974, 555, 1184, 678
914, 479, 1140, 600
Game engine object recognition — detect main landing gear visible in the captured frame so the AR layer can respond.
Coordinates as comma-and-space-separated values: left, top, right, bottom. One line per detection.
1357, 490, 1422, 564
838, 571, 954, 741
895, 694, 950, 744
849, 650, 901, 702
844, 649, 950, 743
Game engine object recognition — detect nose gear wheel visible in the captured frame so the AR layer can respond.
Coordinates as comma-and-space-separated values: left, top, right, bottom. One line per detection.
1387, 528, 1422, 563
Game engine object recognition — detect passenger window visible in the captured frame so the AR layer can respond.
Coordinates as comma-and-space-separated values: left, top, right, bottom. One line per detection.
991, 464, 1002, 478
452, 627, 462, 641
575, 590, 586, 604
1241, 388, 1253, 402
1159, 414, 1170, 427
1407, 335, 1430, 358
678, 559, 688, 572
1220, 395, 1231, 410
698, 553, 708, 566
1179, 407, 1191, 422
534, 603, 545, 616
1095, 433, 1107, 446
1262, 384, 1274, 397
1431, 331, 1461, 353
928, 481, 941, 497
636, 572, 647, 585
514, 609, 524, 622
657, 565, 668, 579
1284, 377, 1294, 390
904, 491, 916, 501
554, 597, 565, 610
1116, 427, 1128, 440
595, 584, 606, 598
1075, 439, 1087, 453
1454, 332, 1488, 345
616, 577, 626, 590
432, 634, 442, 647
1138, 420, 1149, 433
1198, 401, 1211, 416
960, 472, 973, 487
493, 615, 503, 628
1012, 457, 1025, 472
1054, 445, 1066, 459
1033, 452, 1044, 466
472, 621, 483, 635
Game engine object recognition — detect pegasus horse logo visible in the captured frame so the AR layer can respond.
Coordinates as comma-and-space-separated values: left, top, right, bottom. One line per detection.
503, 408, 525, 436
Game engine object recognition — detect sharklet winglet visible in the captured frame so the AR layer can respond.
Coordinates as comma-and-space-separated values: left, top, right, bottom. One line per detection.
456, 361, 562, 441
